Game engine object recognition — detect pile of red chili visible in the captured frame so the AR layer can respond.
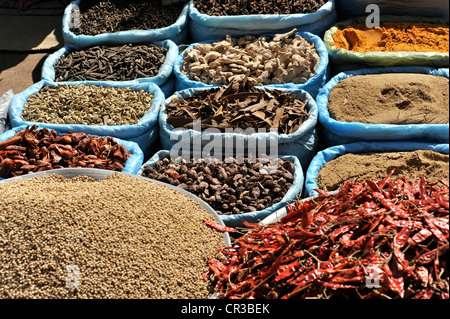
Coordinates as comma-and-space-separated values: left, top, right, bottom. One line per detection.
204, 170, 449, 299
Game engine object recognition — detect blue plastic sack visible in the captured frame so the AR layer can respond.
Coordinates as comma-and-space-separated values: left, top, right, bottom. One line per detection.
0, 124, 144, 181
159, 86, 319, 172
316, 67, 449, 147
173, 32, 330, 98
8, 80, 164, 159
188, 0, 337, 42
335, 0, 449, 21
41, 39, 178, 96
62, 0, 189, 45
137, 150, 304, 227
304, 141, 450, 197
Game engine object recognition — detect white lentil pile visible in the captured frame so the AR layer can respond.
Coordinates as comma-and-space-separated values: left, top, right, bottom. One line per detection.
0, 174, 225, 299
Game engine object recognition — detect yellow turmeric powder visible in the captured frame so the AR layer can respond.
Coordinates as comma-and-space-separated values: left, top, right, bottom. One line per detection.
332, 22, 449, 53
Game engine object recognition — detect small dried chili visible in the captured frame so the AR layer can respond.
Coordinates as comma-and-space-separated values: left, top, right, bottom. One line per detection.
204, 173, 449, 299
204, 220, 237, 233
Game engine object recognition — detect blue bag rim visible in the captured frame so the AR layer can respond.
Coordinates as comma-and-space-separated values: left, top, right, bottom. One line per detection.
159, 86, 318, 142
9, 80, 164, 140
0, 124, 145, 181
188, 0, 336, 29
304, 141, 450, 198
62, 0, 189, 43
137, 149, 304, 226
41, 39, 178, 87
316, 66, 450, 139
173, 31, 329, 92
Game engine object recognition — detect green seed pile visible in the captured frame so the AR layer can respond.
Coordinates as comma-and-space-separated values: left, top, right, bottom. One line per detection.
0, 174, 224, 299
21, 85, 154, 126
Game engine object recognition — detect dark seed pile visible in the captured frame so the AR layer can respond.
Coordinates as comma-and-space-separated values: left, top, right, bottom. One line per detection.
72, 0, 188, 35
0, 174, 224, 299
194, 0, 326, 16
54, 43, 168, 82
141, 157, 296, 215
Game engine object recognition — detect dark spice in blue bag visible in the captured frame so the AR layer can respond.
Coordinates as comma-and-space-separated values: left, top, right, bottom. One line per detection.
54, 43, 168, 82
141, 156, 296, 215
194, 0, 326, 16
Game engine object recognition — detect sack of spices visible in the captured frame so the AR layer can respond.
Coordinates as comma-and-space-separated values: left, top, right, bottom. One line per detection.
41, 40, 178, 98
173, 31, 329, 98
335, 0, 449, 21
0, 124, 144, 180
62, 0, 190, 46
8, 80, 164, 159
304, 141, 449, 197
188, 0, 337, 42
316, 66, 449, 147
138, 150, 304, 227
324, 15, 449, 69
158, 82, 319, 171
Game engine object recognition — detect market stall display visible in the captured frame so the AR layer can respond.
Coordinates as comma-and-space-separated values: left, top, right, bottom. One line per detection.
0, 0, 448, 301
0, 169, 229, 298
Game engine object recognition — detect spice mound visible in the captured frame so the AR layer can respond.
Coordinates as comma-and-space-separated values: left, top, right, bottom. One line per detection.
205, 174, 449, 299
22, 85, 154, 126
54, 43, 168, 82
72, 0, 187, 35
181, 31, 320, 86
141, 156, 296, 215
331, 22, 449, 53
166, 80, 310, 134
0, 125, 131, 178
0, 173, 224, 299
328, 73, 449, 125
317, 150, 449, 192
194, 0, 326, 16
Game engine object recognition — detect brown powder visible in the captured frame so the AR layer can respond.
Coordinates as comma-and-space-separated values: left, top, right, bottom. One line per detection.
317, 150, 449, 192
327, 73, 449, 125
332, 22, 449, 53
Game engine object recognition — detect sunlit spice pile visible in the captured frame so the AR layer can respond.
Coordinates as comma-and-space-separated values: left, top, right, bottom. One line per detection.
0, 174, 225, 299
205, 171, 449, 299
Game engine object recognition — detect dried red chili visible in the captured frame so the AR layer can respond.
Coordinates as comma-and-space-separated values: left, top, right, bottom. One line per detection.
204, 173, 449, 299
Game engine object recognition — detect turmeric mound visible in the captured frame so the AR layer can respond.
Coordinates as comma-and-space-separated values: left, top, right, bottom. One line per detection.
332, 22, 449, 53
